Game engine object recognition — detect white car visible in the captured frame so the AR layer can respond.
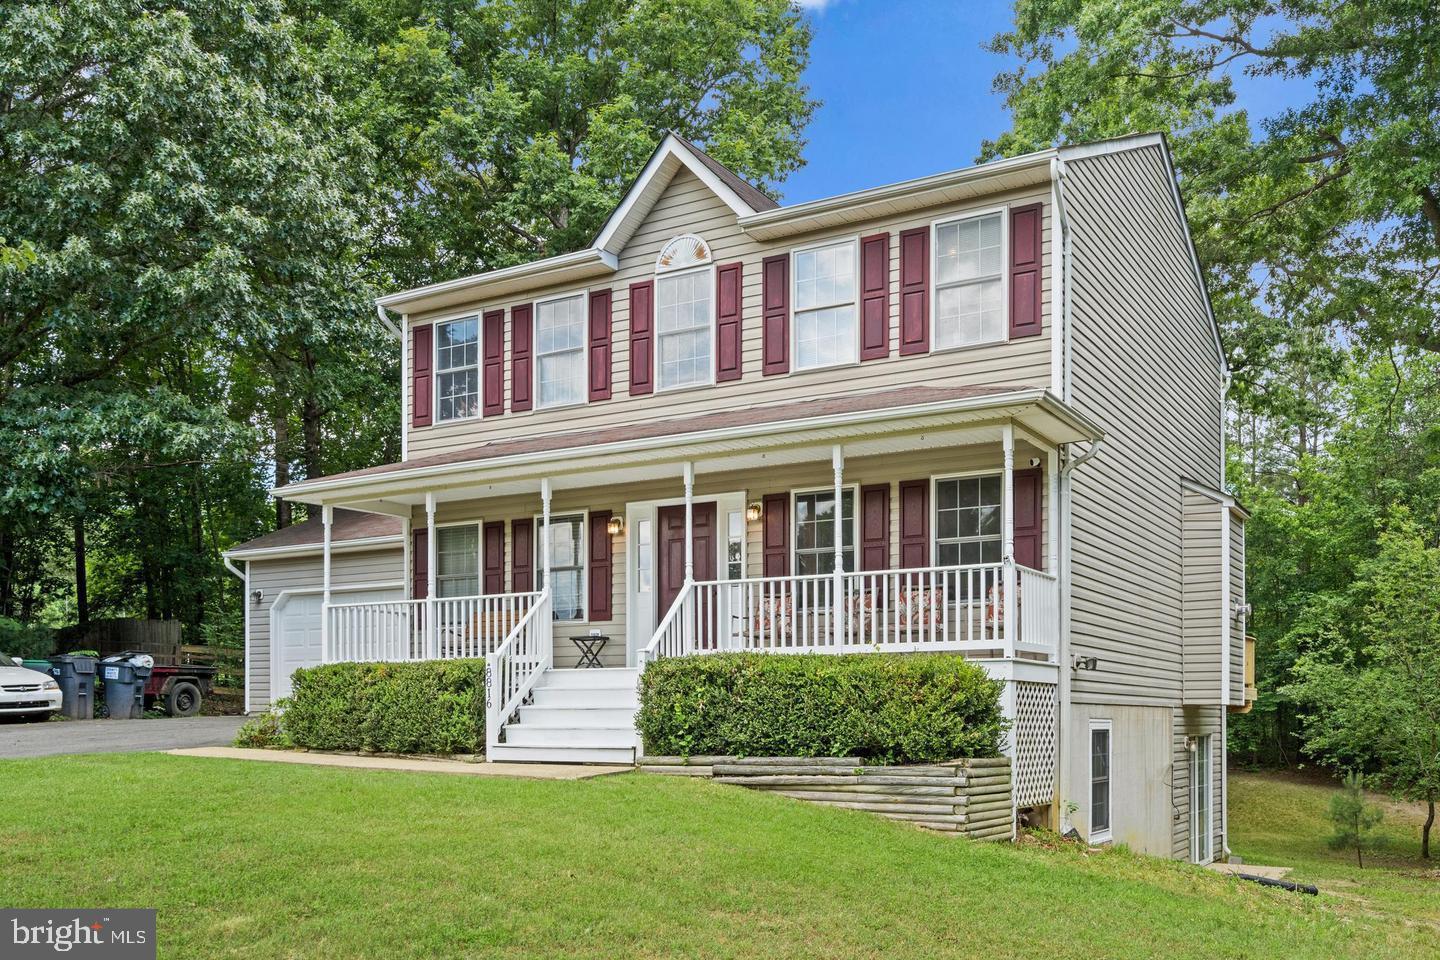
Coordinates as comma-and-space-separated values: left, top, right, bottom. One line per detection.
1, 656, 62, 719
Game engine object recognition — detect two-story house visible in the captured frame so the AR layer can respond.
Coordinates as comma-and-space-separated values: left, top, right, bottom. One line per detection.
225, 132, 1250, 862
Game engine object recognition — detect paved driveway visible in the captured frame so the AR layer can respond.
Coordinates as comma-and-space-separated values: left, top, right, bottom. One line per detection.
0, 716, 249, 759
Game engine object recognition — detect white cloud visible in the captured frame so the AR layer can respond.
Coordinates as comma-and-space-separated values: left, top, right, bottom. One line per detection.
796, 0, 843, 10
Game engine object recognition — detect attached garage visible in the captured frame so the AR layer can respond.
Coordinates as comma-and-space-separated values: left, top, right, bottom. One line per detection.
225, 510, 406, 712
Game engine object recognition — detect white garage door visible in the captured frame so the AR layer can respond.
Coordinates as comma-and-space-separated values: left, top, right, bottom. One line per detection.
272, 589, 402, 700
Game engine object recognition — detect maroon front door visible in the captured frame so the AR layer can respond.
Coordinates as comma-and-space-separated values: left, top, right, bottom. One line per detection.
657, 502, 717, 620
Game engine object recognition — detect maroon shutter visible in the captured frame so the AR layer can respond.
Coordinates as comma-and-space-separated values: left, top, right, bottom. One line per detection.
898, 227, 929, 355
1013, 468, 1043, 569
715, 262, 743, 382
511, 304, 533, 412
761, 493, 789, 576
588, 511, 613, 621
482, 521, 505, 594
482, 310, 504, 416
1010, 203, 1043, 338
511, 518, 534, 592
761, 254, 789, 376
898, 479, 929, 568
860, 232, 890, 360
411, 528, 429, 599
860, 484, 891, 571
411, 324, 433, 427
588, 288, 612, 402
629, 281, 654, 395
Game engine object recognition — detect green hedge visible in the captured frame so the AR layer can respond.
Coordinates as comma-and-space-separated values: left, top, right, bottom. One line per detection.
637, 653, 1005, 765
276, 659, 487, 754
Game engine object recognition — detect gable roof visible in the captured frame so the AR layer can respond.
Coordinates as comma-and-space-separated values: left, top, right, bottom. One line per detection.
670, 134, 779, 213
224, 508, 403, 559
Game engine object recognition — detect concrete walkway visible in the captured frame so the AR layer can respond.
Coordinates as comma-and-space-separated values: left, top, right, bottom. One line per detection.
0, 715, 249, 759
168, 746, 633, 780
1206, 861, 1293, 880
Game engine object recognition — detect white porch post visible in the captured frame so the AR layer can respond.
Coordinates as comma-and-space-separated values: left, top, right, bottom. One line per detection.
425, 493, 437, 659
831, 444, 845, 648
682, 462, 695, 583
540, 478, 553, 586
321, 505, 333, 663
1002, 424, 1017, 659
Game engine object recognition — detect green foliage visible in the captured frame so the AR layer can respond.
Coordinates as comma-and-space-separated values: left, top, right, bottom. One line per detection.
1287, 516, 1440, 856
637, 653, 1005, 764
279, 659, 487, 754
234, 711, 291, 749
1326, 772, 1386, 868
0, 617, 55, 660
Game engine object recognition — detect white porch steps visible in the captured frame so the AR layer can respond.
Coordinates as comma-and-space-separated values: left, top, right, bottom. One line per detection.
487, 667, 639, 765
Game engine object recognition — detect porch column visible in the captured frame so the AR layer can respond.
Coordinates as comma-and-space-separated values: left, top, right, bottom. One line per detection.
540, 478, 553, 587
1002, 424, 1017, 658
425, 493, 437, 658
682, 462, 694, 582
831, 445, 845, 648
321, 505, 333, 662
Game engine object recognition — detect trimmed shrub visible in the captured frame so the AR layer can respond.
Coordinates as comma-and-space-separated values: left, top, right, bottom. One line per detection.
279, 659, 487, 754
234, 711, 289, 749
637, 653, 1005, 764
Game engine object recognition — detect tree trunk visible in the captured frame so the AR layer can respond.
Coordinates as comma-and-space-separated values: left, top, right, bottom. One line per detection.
274, 409, 292, 529
0, 521, 12, 620
1424, 798, 1434, 860
300, 347, 323, 481
74, 515, 88, 625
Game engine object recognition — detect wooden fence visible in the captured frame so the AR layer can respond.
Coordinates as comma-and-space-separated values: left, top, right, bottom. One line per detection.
640, 755, 1013, 839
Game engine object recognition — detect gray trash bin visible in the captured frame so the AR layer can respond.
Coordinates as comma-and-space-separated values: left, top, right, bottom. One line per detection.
99, 655, 153, 720
48, 655, 97, 720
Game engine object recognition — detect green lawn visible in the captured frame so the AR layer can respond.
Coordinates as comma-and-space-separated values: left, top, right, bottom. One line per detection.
1229, 770, 1439, 934
1, 755, 1434, 959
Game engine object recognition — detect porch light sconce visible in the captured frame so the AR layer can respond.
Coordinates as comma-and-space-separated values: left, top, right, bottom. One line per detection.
1028, 457, 1041, 468
250, 589, 264, 605
606, 515, 624, 537
745, 501, 763, 523
1071, 655, 1099, 672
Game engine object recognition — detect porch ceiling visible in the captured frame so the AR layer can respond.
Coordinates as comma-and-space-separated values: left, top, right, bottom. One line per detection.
277, 386, 1102, 512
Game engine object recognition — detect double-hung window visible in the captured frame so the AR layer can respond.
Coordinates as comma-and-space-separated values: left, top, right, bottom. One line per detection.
435, 524, 480, 598
934, 211, 1005, 349
656, 267, 713, 390
435, 316, 480, 422
935, 474, 1003, 565
793, 240, 858, 369
536, 294, 586, 408
539, 514, 586, 621
793, 488, 856, 575
1090, 720, 1112, 843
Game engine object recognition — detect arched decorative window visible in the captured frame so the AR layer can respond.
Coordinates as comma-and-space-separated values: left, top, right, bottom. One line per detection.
656, 234, 713, 273
654, 235, 715, 390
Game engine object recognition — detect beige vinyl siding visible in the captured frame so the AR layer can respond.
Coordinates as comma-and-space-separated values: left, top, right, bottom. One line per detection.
405, 168, 1054, 459
1068, 703, 1174, 857
1062, 143, 1224, 707
423, 442, 1046, 668
1171, 705, 1224, 861
1228, 512, 1246, 704
246, 548, 404, 711
1181, 490, 1223, 703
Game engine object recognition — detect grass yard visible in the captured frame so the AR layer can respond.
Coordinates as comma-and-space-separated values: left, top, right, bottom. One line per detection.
1, 756, 1436, 959
1229, 770, 1440, 934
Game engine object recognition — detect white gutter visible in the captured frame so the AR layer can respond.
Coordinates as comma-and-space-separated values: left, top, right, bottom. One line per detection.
272, 389, 1105, 501
223, 534, 405, 562
376, 248, 617, 314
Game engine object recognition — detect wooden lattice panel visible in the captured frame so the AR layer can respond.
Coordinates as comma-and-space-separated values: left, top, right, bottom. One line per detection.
1012, 681, 1058, 807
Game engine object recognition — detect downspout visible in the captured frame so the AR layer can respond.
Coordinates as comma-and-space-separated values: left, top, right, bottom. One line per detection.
222, 555, 250, 714
1219, 370, 1231, 492
374, 301, 400, 337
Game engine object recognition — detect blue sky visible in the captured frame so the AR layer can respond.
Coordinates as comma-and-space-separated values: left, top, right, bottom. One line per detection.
782, 1, 1308, 204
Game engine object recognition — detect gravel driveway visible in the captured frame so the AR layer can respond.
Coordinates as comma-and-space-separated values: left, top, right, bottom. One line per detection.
0, 715, 249, 759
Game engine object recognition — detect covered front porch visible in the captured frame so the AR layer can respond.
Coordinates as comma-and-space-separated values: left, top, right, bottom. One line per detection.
276, 386, 1101, 774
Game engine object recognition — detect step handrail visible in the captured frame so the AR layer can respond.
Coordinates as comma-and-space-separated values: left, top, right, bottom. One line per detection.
484, 589, 552, 750
637, 580, 695, 669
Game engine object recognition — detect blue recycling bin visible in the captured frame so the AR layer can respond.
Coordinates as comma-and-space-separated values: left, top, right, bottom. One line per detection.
99, 655, 153, 720
48, 655, 97, 720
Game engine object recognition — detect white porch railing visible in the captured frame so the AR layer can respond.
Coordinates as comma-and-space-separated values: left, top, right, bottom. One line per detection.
325, 591, 543, 664
485, 590, 553, 750
640, 563, 1058, 666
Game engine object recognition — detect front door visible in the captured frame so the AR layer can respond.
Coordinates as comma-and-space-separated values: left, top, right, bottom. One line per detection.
656, 502, 717, 621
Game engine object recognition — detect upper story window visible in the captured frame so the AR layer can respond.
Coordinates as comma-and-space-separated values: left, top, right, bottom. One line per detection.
935, 474, 1002, 565
536, 293, 586, 408
656, 235, 714, 391
793, 239, 857, 370
934, 211, 1005, 349
435, 316, 479, 422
